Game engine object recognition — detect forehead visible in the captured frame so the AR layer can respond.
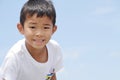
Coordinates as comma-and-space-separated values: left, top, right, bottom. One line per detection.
25, 14, 53, 25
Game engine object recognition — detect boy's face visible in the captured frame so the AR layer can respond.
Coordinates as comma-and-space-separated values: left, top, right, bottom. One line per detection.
17, 14, 57, 49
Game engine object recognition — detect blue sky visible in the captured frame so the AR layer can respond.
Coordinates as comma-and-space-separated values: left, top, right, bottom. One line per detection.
0, 0, 120, 80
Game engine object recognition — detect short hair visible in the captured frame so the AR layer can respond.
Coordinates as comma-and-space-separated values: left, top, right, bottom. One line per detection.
20, 0, 56, 26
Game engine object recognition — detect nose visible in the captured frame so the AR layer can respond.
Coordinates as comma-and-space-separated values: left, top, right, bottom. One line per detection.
35, 29, 44, 37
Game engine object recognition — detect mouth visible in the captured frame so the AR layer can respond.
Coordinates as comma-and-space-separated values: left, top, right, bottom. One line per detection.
33, 39, 45, 45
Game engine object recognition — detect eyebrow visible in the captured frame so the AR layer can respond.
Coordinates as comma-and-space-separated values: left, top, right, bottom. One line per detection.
29, 22, 37, 24
43, 24, 52, 26
29, 22, 52, 26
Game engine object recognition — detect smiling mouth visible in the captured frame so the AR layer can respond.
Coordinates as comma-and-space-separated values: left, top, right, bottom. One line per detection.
33, 39, 45, 45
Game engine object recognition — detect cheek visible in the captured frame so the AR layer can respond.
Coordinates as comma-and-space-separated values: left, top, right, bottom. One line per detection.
23, 29, 33, 37
47, 31, 53, 36
45, 32, 53, 38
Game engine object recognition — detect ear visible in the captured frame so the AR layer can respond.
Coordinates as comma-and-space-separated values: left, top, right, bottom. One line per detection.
17, 23, 24, 35
52, 25, 57, 34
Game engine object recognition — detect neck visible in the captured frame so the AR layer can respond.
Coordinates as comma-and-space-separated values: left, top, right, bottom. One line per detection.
25, 42, 48, 63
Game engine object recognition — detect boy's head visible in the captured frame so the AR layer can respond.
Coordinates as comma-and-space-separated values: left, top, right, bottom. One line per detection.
20, 0, 56, 27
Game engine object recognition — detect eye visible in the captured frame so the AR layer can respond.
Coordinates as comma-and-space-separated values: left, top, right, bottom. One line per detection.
44, 26, 50, 29
29, 26, 35, 29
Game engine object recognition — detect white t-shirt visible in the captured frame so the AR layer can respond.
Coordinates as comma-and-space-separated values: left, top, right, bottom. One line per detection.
0, 39, 63, 80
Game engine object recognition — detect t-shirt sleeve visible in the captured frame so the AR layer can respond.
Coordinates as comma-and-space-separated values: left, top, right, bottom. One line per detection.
53, 45, 64, 73
0, 53, 18, 80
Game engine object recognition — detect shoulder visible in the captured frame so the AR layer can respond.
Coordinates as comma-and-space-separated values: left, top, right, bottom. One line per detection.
6, 39, 25, 58
47, 39, 60, 48
47, 39, 62, 53
1, 39, 25, 70
47, 39, 63, 58
47, 40, 64, 72
11, 39, 25, 50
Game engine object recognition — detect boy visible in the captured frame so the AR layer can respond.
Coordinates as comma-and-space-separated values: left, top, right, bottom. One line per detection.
0, 0, 63, 80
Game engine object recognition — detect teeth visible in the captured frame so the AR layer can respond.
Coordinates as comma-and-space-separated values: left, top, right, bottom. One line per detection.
34, 39, 45, 44
36, 40, 43, 42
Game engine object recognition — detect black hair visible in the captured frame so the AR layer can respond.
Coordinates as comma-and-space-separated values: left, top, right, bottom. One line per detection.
20, 0, 56, 26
